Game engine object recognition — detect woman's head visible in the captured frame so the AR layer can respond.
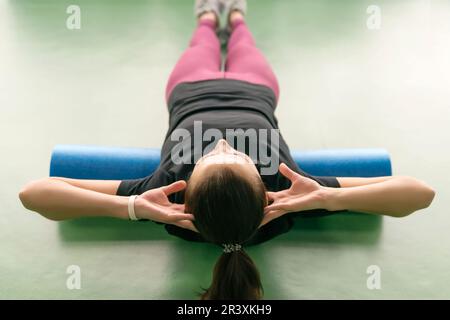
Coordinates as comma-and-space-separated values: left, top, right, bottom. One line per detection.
186, 138, 266, 243
185, 139, 266, 299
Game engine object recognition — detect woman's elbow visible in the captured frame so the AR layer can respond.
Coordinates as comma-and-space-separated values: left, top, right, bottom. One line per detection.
19, 180, 39, 210
19, 178, 52, 213
19, 178, 71, 221
419, 184, 436, 210
408, 176, 436, 210
396, 177, 436, 217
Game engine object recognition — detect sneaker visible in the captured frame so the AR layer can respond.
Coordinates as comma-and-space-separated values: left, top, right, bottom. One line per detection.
194, 0, 221, 21
220, 0, 247, 29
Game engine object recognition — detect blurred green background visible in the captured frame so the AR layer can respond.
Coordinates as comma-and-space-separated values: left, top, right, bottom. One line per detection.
1, 0, 449, 299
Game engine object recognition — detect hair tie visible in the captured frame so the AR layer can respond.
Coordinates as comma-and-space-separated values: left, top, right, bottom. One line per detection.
222, 244, 242, 253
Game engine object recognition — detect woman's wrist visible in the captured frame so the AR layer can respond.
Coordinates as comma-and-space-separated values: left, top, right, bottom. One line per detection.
109, 195, 144, 220
109, 196, 131, 220
133, 195, 150, 220
321, 187, 343, 211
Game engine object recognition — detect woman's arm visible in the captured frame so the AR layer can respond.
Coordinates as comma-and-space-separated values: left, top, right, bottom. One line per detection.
262, 164, 436, 226
327, 176, 435, 217
336, 176, 395, 187
18, 178, 195, 229
46, 177, 122, 194
19, 177, 126, 221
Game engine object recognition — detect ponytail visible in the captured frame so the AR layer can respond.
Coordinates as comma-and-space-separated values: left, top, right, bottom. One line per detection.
200, 249, 263, 300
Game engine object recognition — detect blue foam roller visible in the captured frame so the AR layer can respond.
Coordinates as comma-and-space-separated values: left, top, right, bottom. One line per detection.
291, 149, 392, 177
50, 145, 392, 180
50, 145, 161, 180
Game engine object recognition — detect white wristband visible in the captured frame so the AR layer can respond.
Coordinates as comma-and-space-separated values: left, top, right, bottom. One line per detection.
128, 195, 139, 221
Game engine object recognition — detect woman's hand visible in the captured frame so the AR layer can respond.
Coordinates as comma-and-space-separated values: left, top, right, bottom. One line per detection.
134, 180, 198, 233
261, 163, 326, 227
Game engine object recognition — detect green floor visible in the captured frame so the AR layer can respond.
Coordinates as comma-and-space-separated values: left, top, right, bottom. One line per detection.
1, 0, 449, 299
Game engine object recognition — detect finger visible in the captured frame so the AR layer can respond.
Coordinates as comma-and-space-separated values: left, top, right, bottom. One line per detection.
265, 209, 287, 220
267, 197, 314, 213
266, 191, 278, 200
172, 203, 185, 211
285, 196, 315, 212
279, 163, 299, 182
162, 180, 187, 196
167, 213, 195, 222
264, 202, 289, 213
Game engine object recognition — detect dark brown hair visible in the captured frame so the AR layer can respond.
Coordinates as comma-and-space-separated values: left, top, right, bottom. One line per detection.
185, 165, 267, 300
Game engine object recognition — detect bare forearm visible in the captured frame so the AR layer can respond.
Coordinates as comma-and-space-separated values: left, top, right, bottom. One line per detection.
324, 176, 435, 217
19, 178, 129, 221
336, 176, 394, 187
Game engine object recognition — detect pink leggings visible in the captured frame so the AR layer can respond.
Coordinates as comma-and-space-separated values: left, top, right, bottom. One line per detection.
165, 19, 280, 103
